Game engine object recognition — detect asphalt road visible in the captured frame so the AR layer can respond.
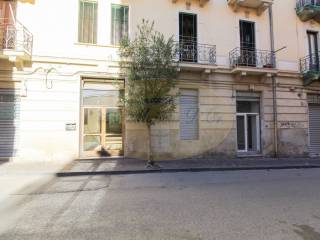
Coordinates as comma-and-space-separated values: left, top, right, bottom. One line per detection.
1, 168, 320, 240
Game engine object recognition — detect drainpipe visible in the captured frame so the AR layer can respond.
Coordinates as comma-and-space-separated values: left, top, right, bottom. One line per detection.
8, 2, 16, 24
268, 5, 278, 158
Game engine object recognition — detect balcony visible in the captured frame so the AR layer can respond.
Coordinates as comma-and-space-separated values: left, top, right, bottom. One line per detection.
0, 20, 33, 66
296, 0, 320, 23
171, 0, 210, 7
300, 52, 320, 85
228, 0, 273, 15
229, 47, 277, 76
173, 40, 216, 68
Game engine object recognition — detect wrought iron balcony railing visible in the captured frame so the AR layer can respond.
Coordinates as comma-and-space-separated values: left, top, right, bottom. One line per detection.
229, 47, 276, 69
296, 0, 320, 22
300, 52, 320, 73
299, 52, 320, 85
296, 0, 320, 10
173, 40, 216, 65
0, 19, 33, 56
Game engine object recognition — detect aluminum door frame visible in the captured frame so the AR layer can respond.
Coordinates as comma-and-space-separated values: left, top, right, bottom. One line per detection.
236, 113, 260, 153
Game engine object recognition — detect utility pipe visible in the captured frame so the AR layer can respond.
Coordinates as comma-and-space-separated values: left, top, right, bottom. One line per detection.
268, 5, 278, 157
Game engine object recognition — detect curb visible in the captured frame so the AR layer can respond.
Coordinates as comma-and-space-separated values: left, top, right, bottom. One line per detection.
56, 164, 320, 177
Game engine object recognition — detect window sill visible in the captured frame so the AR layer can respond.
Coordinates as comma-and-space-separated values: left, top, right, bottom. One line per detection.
75, 42, 120, 48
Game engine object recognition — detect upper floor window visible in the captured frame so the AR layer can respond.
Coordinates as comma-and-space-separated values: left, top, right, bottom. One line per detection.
78, 0, 98, 44
111, 4, 129, 45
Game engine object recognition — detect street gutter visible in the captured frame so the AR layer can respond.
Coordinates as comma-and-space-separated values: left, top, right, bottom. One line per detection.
56, 164, 320, 177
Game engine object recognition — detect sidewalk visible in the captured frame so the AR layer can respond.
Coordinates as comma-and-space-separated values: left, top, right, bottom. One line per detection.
0, 161, 71, 203
57, 157, 320, 177
0, 161, 72, 235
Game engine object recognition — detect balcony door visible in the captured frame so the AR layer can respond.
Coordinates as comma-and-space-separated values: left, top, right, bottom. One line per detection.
0, 1, 16, 23
239, 20, 256, 67
179, 13, 197, 63
307, 31, 319, 71
0, 1, 16, 50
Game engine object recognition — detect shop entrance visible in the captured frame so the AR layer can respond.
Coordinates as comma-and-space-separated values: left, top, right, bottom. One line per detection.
81, 80, 124, 158
236, 93, 261, 154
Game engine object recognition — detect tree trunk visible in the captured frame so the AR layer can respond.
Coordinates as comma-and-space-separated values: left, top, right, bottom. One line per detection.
147, 124, 154, 165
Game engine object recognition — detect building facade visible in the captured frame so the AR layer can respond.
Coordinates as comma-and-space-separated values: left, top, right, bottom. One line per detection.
0, 0, 320, 162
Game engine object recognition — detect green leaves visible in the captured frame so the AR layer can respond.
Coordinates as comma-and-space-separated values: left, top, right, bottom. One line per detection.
119, 20, 178, 126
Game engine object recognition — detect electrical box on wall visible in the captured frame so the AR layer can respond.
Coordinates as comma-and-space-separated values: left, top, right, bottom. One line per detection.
65, 123, 77, 131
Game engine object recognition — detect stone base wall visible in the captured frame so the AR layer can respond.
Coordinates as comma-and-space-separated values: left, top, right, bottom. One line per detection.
125, 72, 320, 160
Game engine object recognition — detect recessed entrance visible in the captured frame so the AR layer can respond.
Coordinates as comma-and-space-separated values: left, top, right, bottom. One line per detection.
81, 79, 124, 158
236, 93, 261, 154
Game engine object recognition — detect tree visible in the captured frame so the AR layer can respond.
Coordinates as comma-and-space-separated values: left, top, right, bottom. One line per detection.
119, 20, 178, 166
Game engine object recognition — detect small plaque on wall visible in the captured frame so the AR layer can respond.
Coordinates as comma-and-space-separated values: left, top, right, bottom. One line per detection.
65, 123, 76, 131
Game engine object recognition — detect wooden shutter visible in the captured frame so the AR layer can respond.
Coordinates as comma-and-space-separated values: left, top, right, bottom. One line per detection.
180, 89, 199, 140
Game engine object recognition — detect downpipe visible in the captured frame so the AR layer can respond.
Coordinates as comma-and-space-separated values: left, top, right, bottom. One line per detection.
268, 6, 278, 158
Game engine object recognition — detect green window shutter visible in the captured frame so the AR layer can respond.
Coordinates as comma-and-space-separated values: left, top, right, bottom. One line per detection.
78, 0, 98, 44
111, 4, 129, 45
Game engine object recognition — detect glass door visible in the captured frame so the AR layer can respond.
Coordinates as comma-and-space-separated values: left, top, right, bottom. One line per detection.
83, 108, 102, 155
246, 113, 260, 152
105, 108, 123, 156
82, 107, 123, 157
237, 115, 246, 151
236, 113, 260, 153
81, 81, 124, 158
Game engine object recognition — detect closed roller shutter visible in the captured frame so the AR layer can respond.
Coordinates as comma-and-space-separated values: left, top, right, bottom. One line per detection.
180, 89, 199, 140
0, 89, 20, 158
309, 104, 320, 157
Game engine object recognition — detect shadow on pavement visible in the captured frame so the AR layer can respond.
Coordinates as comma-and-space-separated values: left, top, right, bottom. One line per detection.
0, 160, 9, 166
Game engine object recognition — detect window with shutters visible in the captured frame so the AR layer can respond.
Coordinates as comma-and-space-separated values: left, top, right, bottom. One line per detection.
111, 4, 129, 45
78, 0, 98, 44
180, 89, 199, 140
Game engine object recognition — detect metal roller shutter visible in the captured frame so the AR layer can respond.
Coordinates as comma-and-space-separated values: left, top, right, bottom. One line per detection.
0, 89, 20, 158
180, 89, 199, 140
309, 104, 320, 157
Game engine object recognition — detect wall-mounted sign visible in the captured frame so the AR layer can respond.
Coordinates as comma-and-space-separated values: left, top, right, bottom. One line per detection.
65, 123, 76, 131
278, 121, 304, 129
